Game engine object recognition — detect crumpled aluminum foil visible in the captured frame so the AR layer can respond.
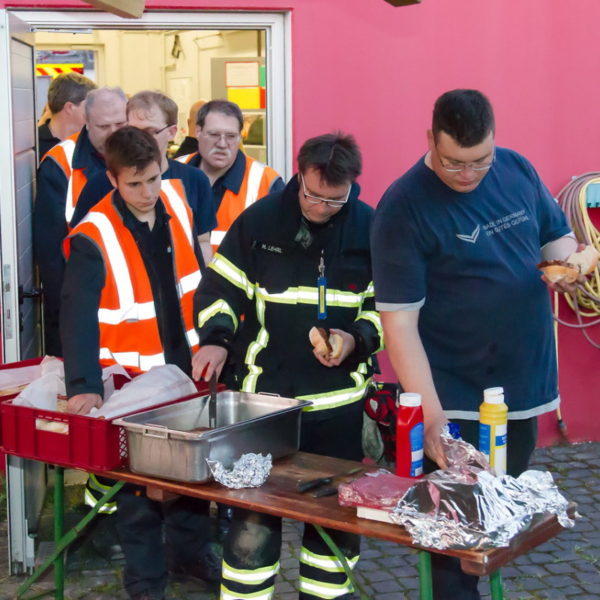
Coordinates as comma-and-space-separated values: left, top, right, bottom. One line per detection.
389, 429, 576, 549
207, 453, 272, 488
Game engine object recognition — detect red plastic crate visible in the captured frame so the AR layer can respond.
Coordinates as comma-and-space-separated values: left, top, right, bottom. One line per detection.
0, 359, 211, 471
1, 401, 128, 470
0, 358, 45, 474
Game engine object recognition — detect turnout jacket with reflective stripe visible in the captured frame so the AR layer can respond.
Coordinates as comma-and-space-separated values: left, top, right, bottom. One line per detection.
177, 151, 281, 250
194, 176, 383, 411
64, 180, 201, 374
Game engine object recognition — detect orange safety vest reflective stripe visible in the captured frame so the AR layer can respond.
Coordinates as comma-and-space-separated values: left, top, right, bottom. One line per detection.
176, 153, 195, 165
64, 179, 201, 373
176, 152, 280, 250
41, 131, 89, 224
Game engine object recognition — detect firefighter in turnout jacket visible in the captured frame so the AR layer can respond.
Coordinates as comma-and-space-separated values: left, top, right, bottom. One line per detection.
192, 133, 383, 600
61, 127, 219, 600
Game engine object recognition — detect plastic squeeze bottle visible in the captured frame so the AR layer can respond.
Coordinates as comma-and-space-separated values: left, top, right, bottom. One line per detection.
396, 393, 424, 478
479, 387, 508, 474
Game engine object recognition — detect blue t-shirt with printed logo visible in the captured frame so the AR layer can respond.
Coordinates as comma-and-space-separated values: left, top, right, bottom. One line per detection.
372, 147, 571, 418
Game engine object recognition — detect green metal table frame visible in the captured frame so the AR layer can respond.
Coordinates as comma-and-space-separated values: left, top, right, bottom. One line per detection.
315, 525, 503, 600
15, 467, 124, 600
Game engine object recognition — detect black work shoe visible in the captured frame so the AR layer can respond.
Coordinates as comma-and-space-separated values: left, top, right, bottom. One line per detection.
169, 544, 222, 585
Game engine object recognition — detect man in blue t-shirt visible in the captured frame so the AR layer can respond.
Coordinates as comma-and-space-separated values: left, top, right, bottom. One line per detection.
71, 91, 216, 266
372, 89, 578, 600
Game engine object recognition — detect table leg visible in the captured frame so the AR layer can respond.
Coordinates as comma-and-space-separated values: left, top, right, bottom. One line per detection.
418, 551, 433, 600
16, 476, 125, 599
489, 570, 504, 600
54, 466, 64, 600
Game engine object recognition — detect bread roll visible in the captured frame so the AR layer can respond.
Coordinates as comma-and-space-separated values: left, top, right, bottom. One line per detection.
329, 333, 344, 359
537, 261, 580, 284
538, 245, 599, 283
567, 245, 599, 275
309, 327, 332, 357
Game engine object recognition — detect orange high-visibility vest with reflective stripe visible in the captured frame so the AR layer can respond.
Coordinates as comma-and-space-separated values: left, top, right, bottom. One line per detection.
176, 152, 280, 250
64, 179, 201, 373
41, 131, 89, 224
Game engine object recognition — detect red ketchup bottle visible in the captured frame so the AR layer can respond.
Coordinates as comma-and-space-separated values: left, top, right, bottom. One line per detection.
396, 393, 424, 478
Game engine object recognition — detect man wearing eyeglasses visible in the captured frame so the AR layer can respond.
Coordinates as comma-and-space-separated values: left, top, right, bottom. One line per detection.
192, 133, 383, 600
176, 99, 283, 251
372, 89, 576, 600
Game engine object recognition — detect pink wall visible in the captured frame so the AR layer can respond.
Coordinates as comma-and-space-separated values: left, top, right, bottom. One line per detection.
3, 0, 600, 444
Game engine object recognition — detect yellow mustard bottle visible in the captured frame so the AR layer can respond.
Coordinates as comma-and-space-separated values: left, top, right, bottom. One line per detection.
479, 387, 508, 475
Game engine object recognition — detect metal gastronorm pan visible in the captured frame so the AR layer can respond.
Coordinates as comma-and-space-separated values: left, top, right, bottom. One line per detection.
114, 391, 310, 483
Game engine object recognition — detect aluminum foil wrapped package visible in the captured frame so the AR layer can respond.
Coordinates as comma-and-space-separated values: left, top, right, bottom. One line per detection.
389, 430, 575, 549
207, 453, 272, 488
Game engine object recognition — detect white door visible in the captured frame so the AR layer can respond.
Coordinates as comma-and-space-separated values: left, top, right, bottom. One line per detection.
0, 10, 47, 574
0, 11, 42, 363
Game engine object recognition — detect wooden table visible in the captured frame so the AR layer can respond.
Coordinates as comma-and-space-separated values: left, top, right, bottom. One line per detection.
105, 451, 574, 578
17, 452, 575, 600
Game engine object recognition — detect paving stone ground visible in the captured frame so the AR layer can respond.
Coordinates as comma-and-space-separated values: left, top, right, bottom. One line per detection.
0, 442, 598, 599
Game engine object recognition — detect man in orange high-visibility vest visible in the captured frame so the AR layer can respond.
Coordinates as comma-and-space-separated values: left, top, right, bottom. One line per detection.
176, 99, 284, 252
61, 126, 219, 600
34, 87, 127, 356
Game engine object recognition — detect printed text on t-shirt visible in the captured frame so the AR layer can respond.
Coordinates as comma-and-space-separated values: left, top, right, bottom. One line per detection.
483, 210, 530, 237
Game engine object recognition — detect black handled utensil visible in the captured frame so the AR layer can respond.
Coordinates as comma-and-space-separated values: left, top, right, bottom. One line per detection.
296, 467, 362, 494
208, 372, 217, 429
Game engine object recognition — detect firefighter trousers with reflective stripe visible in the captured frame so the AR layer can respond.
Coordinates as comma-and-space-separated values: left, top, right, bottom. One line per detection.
221, 507, 360, 600
84, 474, 117, 513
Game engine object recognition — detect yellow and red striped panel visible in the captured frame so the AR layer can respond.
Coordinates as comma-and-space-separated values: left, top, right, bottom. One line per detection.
36, 64, 84, 78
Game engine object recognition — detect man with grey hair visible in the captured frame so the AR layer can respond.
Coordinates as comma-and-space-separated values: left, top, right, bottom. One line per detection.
34, 86, 127, 356
37, 72, 97, 157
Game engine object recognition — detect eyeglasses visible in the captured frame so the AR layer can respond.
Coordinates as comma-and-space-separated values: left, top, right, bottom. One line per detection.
300, 174, 351, 208
435, 146, 496, 173
202, 130, 240, 145
142, 124, 172, 137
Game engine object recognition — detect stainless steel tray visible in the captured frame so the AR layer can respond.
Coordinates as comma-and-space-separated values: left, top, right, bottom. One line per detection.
114, 391, 310, 483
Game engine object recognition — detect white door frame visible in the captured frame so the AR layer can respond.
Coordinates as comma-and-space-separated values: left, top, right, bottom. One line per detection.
0, 11, 36, 363
12, 9, 292, 180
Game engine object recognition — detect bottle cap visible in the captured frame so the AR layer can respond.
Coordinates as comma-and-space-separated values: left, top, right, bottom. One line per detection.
484, 387, 504, 404
448, 422, 461, 439
399, 392, 422, 407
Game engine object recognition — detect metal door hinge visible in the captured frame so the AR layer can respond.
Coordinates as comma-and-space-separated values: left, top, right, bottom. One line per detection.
3, 264, 14, 340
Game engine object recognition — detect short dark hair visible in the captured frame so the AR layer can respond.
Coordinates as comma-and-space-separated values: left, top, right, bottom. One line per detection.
104, 126, 161, 176
432, 89, 495, 147
197, 99, 243, 132
127, 90, 178, 126
47, 72, 96, 113
297, 132, 362, 186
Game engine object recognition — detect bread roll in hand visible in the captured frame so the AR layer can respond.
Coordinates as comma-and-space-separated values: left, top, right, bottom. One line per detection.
309, 326, 344, 360
537, 245, 599, 284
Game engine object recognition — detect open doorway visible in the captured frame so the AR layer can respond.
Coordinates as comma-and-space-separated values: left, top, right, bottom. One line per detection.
34, 28, 272, 163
